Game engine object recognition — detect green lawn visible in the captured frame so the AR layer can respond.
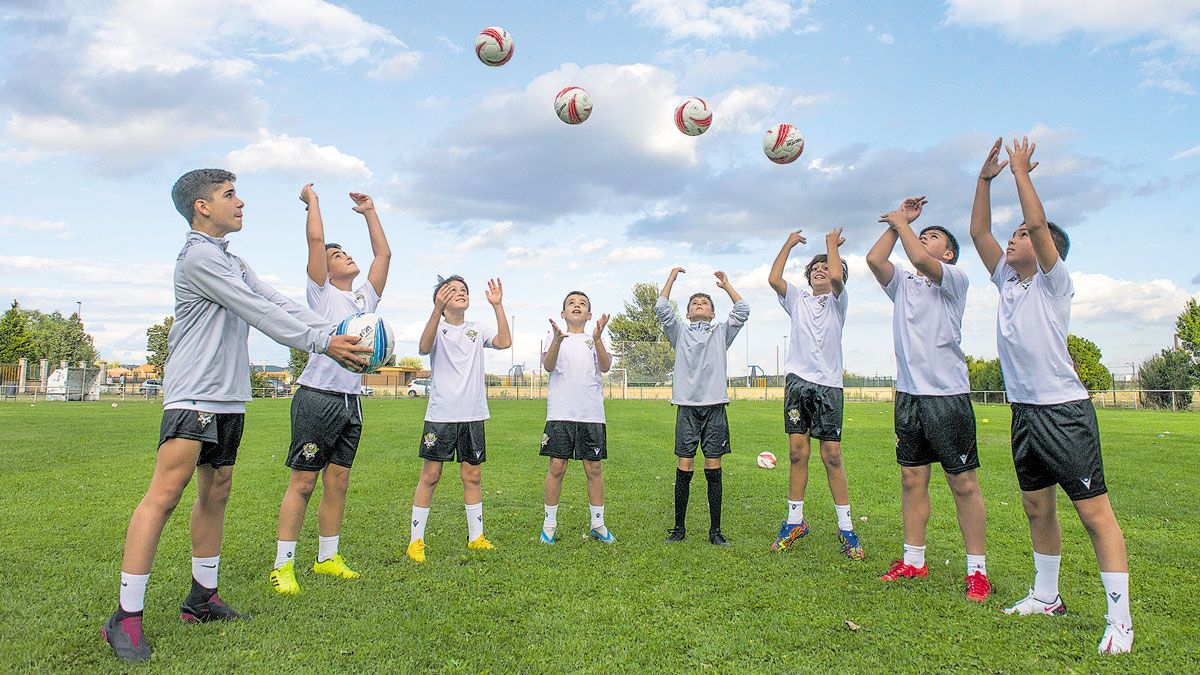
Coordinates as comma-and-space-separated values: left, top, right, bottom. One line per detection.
1, 399, 1197, 672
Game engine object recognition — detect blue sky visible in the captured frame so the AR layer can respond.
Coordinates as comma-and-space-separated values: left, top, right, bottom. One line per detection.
1, 0, 1197, 379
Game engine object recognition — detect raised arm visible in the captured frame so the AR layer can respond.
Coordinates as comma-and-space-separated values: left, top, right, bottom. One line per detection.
592, 313, 612, 373
714, 271, 742, 304
865, 226, 898, 287
971, 138, 1006, 275
884, 196, 944, 284
542, 320, 566, 371
826, 227, 846, 296
768, 230, 806, 296
485, 278, 512, 349
350, 192, 392, 296
660, 266, 684, 299
418, 285, 452, 355
1006, 137, 1058, 273
301, 184, 327, 285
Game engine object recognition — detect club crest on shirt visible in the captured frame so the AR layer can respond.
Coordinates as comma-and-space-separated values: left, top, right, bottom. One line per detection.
196, 412, 214, 428
423, 432, 438, 448
301, 442, 319, 461
787, 408, 800, 424
541, 433, 550, 448
466, 329, 479, 342
353, 292, 366, 309
817, 296, 829, 307
585, 339, 595, 348
1008, 273, 1033, 290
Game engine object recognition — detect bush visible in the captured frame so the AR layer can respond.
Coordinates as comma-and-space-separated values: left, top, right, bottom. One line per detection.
1138, 349, 1194, 409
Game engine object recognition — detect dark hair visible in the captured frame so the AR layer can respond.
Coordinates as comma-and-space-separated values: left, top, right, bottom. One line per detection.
687, 292, 713, 310
562, 290, 590, 311
433, 275, 468, 303
325, 243, 342, 251
1017, 221, 1070, 260
919, 225, 960, 264
804, 254, 849, 285
171, 168, 236, 225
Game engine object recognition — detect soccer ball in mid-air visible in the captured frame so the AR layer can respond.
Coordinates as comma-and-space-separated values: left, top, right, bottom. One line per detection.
555, 86, 592, 125
763, 123, 805, 164
757, 451, 778, 469
674, 97, 712, 136
475, 27, 514, 67
334, 312, 395, 373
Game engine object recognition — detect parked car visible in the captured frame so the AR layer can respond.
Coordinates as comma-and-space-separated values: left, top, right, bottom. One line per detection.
267, 381, 292, 397
139, 378, 162, 396
359, 385, 374, 397
406, 378, 430, 398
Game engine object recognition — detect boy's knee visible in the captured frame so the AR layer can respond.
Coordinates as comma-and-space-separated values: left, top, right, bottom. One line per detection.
548, 460, 568, 479
819, 445, 843, 468
582, 461, 601, 478
1020, 492, 1055, 519
419, 467, 442, 488
946, 472, 980, 500
291, 472, 319, 498
900, 467, 926, 492
677, 457, 695, 472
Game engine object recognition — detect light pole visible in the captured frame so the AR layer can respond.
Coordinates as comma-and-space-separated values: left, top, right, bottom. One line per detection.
76, 301, 82, 318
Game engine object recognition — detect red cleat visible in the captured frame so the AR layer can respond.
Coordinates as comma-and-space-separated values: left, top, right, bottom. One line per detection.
965, 571, 992, 602
881, 559, 928, 581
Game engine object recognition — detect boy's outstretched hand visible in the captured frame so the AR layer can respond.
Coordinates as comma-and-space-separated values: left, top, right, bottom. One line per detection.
300, 183, 318, 209
784, 230, 806, 249
485, 278, 504, 306
827, 227, 845, 248
1006, 136, 1039, 175
433, 283, 454, 311
548, 318, 565, 343
349, 192, 375, 214
714, 271, 732, 289
979, 138, 1009, 182
592, 313, 609, 341
879, 196, 926, 228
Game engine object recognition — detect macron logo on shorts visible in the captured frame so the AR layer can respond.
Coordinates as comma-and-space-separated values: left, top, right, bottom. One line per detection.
959, 454, 968, 464
1080, 477, 1092, 489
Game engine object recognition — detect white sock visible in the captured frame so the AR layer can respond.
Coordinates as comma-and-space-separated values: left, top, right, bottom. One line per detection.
835, 504, 853, 531
590, 503, 607, 534
466, 502, 484, 541
1032, 551, 1061, 602
786, 499, 804, 524
966, 554, 987, 577
274, 540, 297, 569
1100, 572, 1132, 625
903, 544, 926, 568
543, 503, 558, 535
192, 555, 219, 590
317, 535, 339, 562
411, 505, 429, 543
119, 572, 149, 613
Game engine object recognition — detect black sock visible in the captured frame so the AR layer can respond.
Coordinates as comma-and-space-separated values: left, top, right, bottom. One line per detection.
705, 467, 723, 532
185, 578, 215, 606
114, 606, 142, 620
674, 469, 693, 529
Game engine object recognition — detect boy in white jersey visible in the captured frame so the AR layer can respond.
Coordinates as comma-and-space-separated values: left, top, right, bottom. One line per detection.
767, 227, 864, 560
102, 170, 371, 662
972, 137, 1132, 654
658, 268, 749, 546
406, 275, 512, 563
866, 196, 990, 601
269, 184, 391, 594
538, 291, 615, 544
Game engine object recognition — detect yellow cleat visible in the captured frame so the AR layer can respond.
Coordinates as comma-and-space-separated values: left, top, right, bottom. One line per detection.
406, 539, 426, 563
467, 534, 495, 551
312, 553, 360, 579
269, 560, 300, 595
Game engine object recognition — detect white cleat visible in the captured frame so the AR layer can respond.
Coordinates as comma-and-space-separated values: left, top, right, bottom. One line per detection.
1098, 617, 1134, 654
1003, 589, 1067, 616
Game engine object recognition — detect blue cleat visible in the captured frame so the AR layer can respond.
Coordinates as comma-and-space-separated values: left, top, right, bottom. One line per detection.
771, 519, 810, 551
588, 527, 617, 544
539, 529, 556, 544
837, 528, 865, 561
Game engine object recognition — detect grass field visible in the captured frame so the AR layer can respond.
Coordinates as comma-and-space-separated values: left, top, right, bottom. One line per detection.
1, 399, 1198, 673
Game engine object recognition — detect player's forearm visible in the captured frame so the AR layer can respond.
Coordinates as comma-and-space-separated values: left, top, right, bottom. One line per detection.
865, 227, 897, 270
722, 283, 743, 304
542, 341, 562, 371
363, 208, 391, 260
305, 200, 328, 281
1012, 171, 1049, 232
491, 304, 512, 349
418, 307, 441, 355
969, 178, 994, 243
768, 243, 791, 294
660, 273, 677, 298
594, 342, 612, 372
895, 221, 939, 278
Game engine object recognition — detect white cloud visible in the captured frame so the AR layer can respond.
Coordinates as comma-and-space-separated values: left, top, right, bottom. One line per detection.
0, 255, 171, 287
1071, 271, 1199, 323
1171, 143, 1200, 160
713, 85, 786, 133
368, 51, 424, 79
224, 132, 372, 179
457, 221, 514, 251
945, 0, 1200, 51
0, 215, 70, 237
631, 0, 809, 41
437, 36, 464, 53
866, 25, 895, 45
607, 245, 665, 262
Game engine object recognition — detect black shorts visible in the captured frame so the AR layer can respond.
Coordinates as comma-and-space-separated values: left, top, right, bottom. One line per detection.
286, 386, 362, 471
159, 409, 244, 469
1011, 399, 1106, 501
895, 392, 979, 474
784, 374, 844, 441
675, 404, 731, 459
541, 421, 607, 461
419, 421, 486, 465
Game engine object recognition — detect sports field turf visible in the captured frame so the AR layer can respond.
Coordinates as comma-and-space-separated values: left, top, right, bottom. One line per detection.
1, 399, 1197, 672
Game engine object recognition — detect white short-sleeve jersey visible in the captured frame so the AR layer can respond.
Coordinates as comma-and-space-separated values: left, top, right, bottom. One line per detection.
883, 263, 970, 395
424, 319, 498, 423
296, 278, 380, 394
779, 282, 848, 388
542, 332, 605, 423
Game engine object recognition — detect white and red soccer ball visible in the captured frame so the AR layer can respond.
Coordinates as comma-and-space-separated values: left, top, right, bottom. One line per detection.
674, 97, 712, 136
763, 123, 805, 164
555, 86, 593, 125
757, 451, 778, 469
475, 27, 514, 67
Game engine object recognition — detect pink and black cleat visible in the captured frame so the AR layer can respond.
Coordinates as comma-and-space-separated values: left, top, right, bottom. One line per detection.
102, 609, 151, 662
180, 593, 250, 623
